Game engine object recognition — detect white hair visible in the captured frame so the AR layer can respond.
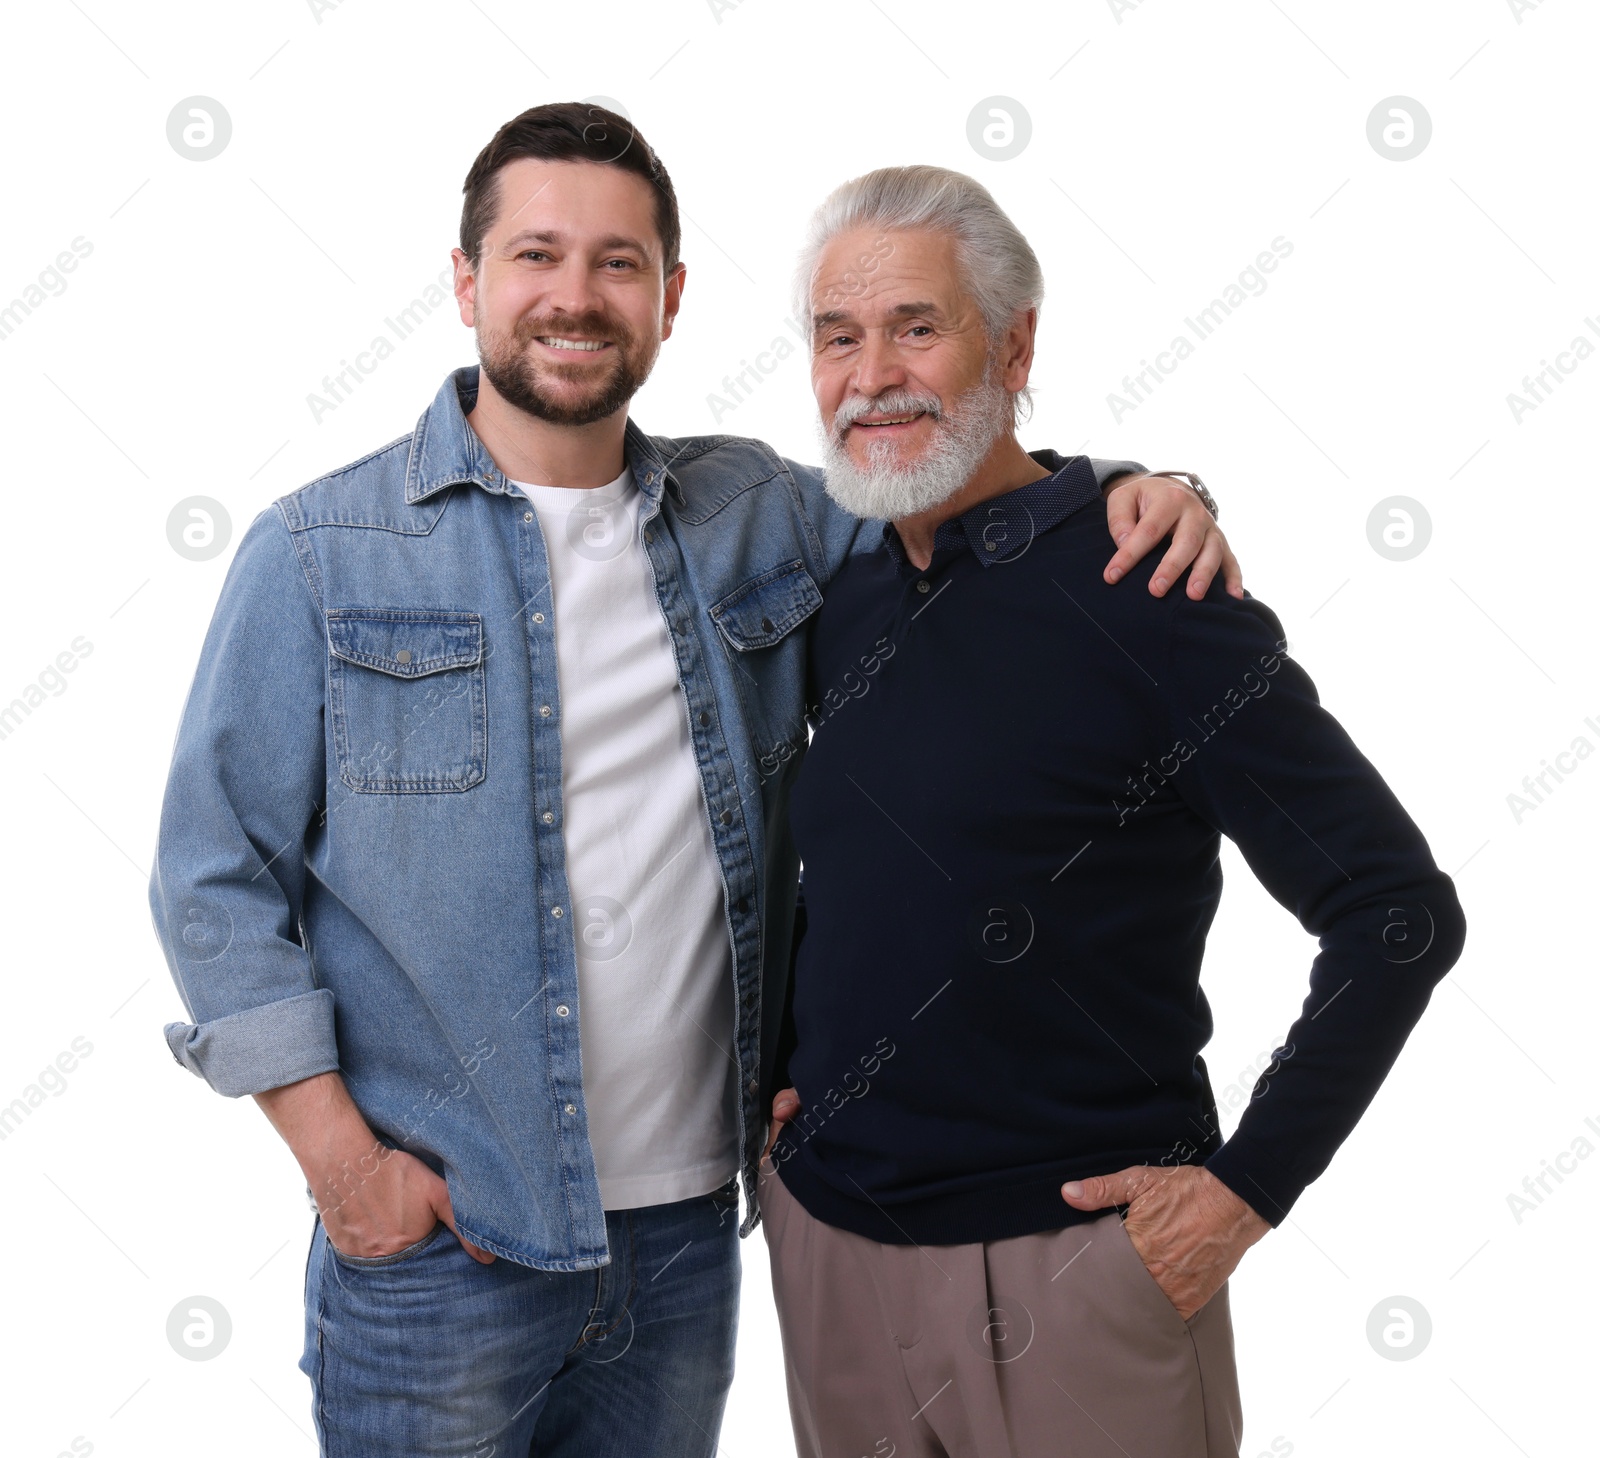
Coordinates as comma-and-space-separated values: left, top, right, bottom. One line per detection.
793, 164, 1045, 422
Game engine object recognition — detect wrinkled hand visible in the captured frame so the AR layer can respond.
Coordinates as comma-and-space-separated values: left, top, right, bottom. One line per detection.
317, 1143, 495, 1265
1103, 473, 1242, 600
1062, 1164, 1268, 1320
761, 1087, 801, 1168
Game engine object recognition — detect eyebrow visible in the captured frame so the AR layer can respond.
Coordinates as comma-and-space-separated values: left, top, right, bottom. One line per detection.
812, 300, 944, 335
501, 229, 654, 256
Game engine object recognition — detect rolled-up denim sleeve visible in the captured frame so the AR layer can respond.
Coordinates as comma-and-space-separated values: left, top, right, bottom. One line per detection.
149, 503, 339, 1097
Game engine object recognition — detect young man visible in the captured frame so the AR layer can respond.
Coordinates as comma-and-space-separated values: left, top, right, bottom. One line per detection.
760, 164, 1467, 1458
149, 106, 1236, 1456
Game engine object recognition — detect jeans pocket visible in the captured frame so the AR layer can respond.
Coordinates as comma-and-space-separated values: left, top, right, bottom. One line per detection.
325, 1219, 449, 1270
708, 1174, 741, 1225
327, 608, 487, 793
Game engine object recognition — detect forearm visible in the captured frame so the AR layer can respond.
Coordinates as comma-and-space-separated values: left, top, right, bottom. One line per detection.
255, 1070, 389, 1212
1202, 881, 1456, 1224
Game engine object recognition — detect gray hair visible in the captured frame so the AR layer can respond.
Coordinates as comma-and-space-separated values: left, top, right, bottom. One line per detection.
793, 164, 1045, 422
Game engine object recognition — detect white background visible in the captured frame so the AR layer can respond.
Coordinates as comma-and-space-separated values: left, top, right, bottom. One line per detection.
1, 1, 1595, 1454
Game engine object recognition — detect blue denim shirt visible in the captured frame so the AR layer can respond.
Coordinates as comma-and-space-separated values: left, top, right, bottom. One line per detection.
149, 365, 1142, 1269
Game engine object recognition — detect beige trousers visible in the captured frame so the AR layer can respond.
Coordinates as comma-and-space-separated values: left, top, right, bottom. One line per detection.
760, 1164, 1244, 1458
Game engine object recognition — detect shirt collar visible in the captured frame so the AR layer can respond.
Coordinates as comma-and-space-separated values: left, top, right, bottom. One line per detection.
880, 449, 1101, 569
403, 365, 673, 507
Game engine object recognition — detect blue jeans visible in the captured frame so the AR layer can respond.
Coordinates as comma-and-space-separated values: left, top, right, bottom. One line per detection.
300, 1178, 741, 1456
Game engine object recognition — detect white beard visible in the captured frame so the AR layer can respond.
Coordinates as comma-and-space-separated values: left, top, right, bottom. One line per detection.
819, 371, 1011, 522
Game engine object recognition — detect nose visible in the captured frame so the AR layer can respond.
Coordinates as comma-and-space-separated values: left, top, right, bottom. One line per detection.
542, 256, 608, 323
849, 332, 907, 404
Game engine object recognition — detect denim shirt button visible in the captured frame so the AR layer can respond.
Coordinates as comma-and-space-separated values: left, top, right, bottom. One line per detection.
719, 810, 733, 825
698, 711, 710, 727
524, 511, 533, 522
540, 705, 552, 717
532, 612, 545, 624
556, 1004, 570, 1017
552, 906, 564, 918
541, 811, 554, 824
746, 1080, 759, 1096
565, 1103, 577, 1115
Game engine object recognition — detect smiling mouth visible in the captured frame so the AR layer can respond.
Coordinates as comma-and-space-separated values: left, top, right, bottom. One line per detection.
850, 412, 927, 429
535, 336, 611, 352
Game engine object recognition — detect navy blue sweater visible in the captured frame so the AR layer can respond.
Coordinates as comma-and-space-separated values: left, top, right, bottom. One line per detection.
772, 451, 1466, 1246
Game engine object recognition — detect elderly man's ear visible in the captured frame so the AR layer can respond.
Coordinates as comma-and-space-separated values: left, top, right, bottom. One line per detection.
998, 307, 1038, 395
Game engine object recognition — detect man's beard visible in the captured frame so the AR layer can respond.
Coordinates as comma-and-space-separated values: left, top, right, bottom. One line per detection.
477, 308, 659, 427
819, 366, 1011, 521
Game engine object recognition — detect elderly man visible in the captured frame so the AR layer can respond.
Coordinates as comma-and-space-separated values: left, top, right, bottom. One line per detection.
760, 166, 1466, 1458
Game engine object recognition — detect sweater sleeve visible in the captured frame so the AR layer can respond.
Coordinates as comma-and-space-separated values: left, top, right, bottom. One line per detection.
1160, 590, 1466, 1225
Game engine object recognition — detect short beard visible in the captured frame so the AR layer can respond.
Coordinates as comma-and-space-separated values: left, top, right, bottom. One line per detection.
477, 309, 658, 427
819, 365, 1011, 522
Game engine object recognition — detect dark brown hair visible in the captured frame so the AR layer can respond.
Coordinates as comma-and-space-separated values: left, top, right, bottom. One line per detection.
459, 103, 680, 273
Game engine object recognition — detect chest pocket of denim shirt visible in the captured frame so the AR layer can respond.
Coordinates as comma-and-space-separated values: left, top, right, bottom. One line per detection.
709, 561, 822, 772
326, 609, 487, 793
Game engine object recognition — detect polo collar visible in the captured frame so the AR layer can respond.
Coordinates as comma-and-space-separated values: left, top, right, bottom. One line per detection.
880, 449, 1099, 570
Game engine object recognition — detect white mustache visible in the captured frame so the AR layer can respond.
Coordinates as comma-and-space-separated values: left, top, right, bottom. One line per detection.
832, 389, 943, 437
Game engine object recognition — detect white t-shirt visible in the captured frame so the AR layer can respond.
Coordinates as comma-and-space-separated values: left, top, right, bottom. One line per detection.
510, 467, 738, 1210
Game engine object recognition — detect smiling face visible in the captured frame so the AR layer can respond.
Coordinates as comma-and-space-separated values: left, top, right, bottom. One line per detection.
809, 226, 1020, 519
812, 228, 986, 453
456, 157, 684, 427
819, 225, 1030, 521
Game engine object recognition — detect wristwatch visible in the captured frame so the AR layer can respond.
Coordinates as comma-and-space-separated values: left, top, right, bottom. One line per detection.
1148, 470, 1219, 522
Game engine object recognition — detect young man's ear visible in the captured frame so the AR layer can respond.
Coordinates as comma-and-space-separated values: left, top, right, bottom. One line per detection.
452, 247, 478, 328
662, 261, 688, 341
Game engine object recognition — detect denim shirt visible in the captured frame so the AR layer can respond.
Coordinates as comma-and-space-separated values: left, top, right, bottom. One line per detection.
149, 365, 1143, 1269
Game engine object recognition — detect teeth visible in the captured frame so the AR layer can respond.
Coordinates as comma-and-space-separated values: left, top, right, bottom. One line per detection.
538, 337, 608, 351
859, 414, 921, 425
